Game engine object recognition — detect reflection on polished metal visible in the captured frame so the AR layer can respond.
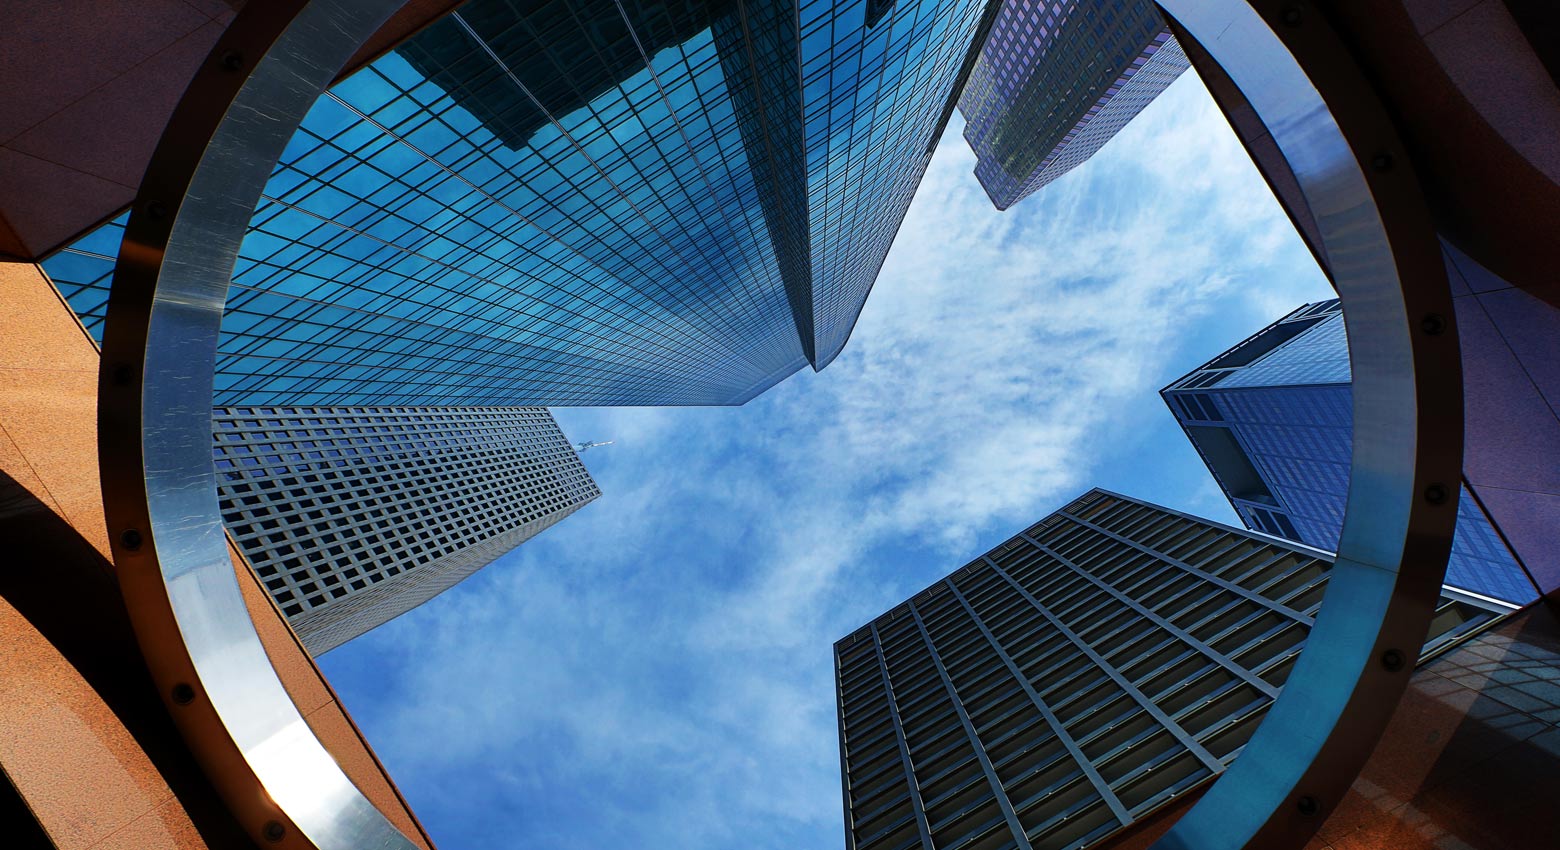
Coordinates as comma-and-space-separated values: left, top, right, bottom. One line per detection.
95, 1, 420, 849
1149, 1, 1459, 849
96, 3, 1460, 850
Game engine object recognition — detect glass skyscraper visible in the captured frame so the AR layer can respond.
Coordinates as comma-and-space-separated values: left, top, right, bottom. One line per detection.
215, 406, 598, 654
1162, 300, 1539, 605
42, 0, 994, 406
957, 1, 1188, 210
834, 489, 1504, 850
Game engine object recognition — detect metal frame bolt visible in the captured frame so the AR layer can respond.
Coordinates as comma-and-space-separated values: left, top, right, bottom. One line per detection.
1381, 649, 1406, 672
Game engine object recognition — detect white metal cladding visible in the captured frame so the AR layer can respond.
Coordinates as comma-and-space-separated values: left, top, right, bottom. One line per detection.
833, 490, 1503, 850
214, 405, 599, 653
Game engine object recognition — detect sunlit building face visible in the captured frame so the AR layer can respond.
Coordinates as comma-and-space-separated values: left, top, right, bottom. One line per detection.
44, 0, 993, 407
1162, 300, 1538, 606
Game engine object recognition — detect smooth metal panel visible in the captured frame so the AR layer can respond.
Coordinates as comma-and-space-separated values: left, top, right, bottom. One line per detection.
1150, 1, 1460, 848
97, 1, 419, 847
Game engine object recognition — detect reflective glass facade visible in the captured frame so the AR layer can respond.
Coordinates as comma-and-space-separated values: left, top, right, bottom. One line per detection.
835, 489, 1502, 850
1163, 301, 1539, 605
958, 1, 1188, 210
216, 406, 598, 654
42, 0, 993, 405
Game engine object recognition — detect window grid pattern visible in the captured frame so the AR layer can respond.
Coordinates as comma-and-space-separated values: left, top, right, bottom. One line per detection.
835, 489, 1502, 850
42, 0, 990, 402
215, 406, 598, 654
957, 2, 1187, 210
39, 214, 127, 339
1162, 303, 1538, 605
801, 0, 993, 366
1215, 313, 1351, 389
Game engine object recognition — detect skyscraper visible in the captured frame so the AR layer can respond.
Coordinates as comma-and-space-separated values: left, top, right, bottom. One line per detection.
834, 489, 1505, 850
41, 0, 996, 407
958, 1, 1189, 210
1162, 299, 1537, 605
38, 0, 998, 652
215, 406, 598, 654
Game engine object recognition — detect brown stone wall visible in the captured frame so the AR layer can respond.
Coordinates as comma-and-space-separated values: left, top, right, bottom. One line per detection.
0, 257, 434, 848
0, 1, 463, 260
1309, 605, 1560, 849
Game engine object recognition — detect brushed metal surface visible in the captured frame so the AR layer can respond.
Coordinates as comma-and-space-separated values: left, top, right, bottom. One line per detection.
1151, 1, 1459, 848
96, 1, 419, 848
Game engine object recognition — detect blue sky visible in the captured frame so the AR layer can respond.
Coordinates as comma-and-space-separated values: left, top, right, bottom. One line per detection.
320, 72, 1333, 850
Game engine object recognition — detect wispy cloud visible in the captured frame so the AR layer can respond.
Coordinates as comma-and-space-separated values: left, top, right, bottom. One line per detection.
322, 73, 1333, 850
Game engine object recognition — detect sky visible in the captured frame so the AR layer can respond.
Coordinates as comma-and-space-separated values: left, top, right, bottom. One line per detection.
320, 71, 1334, 850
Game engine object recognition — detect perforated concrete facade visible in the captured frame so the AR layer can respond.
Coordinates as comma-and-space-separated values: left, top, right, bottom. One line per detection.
215, 406, 598, 654
834, 489, 1506, 850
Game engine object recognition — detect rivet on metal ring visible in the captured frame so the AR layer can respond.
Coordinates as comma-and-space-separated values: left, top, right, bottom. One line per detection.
262, 821, 286, 843
221, 50, 245, 71
120, 529, 143, 551
144, 201, 167, 220
171, 683, 196, 705
1297, 795, 1320, 816
1371, 152, 1394, 172
1380, 649, 1406, 672
1420, 313, 1446, 336
1423, 484, 1449, 505
1281, 4, 1303, 26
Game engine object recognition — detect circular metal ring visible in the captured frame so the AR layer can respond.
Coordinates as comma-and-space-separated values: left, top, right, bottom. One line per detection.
1149, 1, 1459, 847
97, 1, 418, 848
95, 1, 1459, 848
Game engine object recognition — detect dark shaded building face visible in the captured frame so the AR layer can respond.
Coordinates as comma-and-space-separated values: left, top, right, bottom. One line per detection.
1162, 300, 1539, 606
395, 0, 719, 152
834, 489, 1504, 850
42, 0, 992, 406
957, 1, 1188, 209
214, 406, 598, 654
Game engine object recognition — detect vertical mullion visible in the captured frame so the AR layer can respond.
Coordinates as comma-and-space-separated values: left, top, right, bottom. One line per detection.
1060, 512, 1314, 626
836, 648, 858, 850
943, 578, 1132, 826
870, 622, 936, 850
1022, 534, 1280, 700
906, 600, 1035, 850
982, 555, 1224, 773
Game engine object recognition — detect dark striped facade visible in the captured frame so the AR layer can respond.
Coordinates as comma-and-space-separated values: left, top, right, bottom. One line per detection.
834, 489, 1507, 850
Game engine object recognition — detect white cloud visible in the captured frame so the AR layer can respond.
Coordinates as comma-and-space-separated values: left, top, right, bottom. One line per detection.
326, 72, 1334, 850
